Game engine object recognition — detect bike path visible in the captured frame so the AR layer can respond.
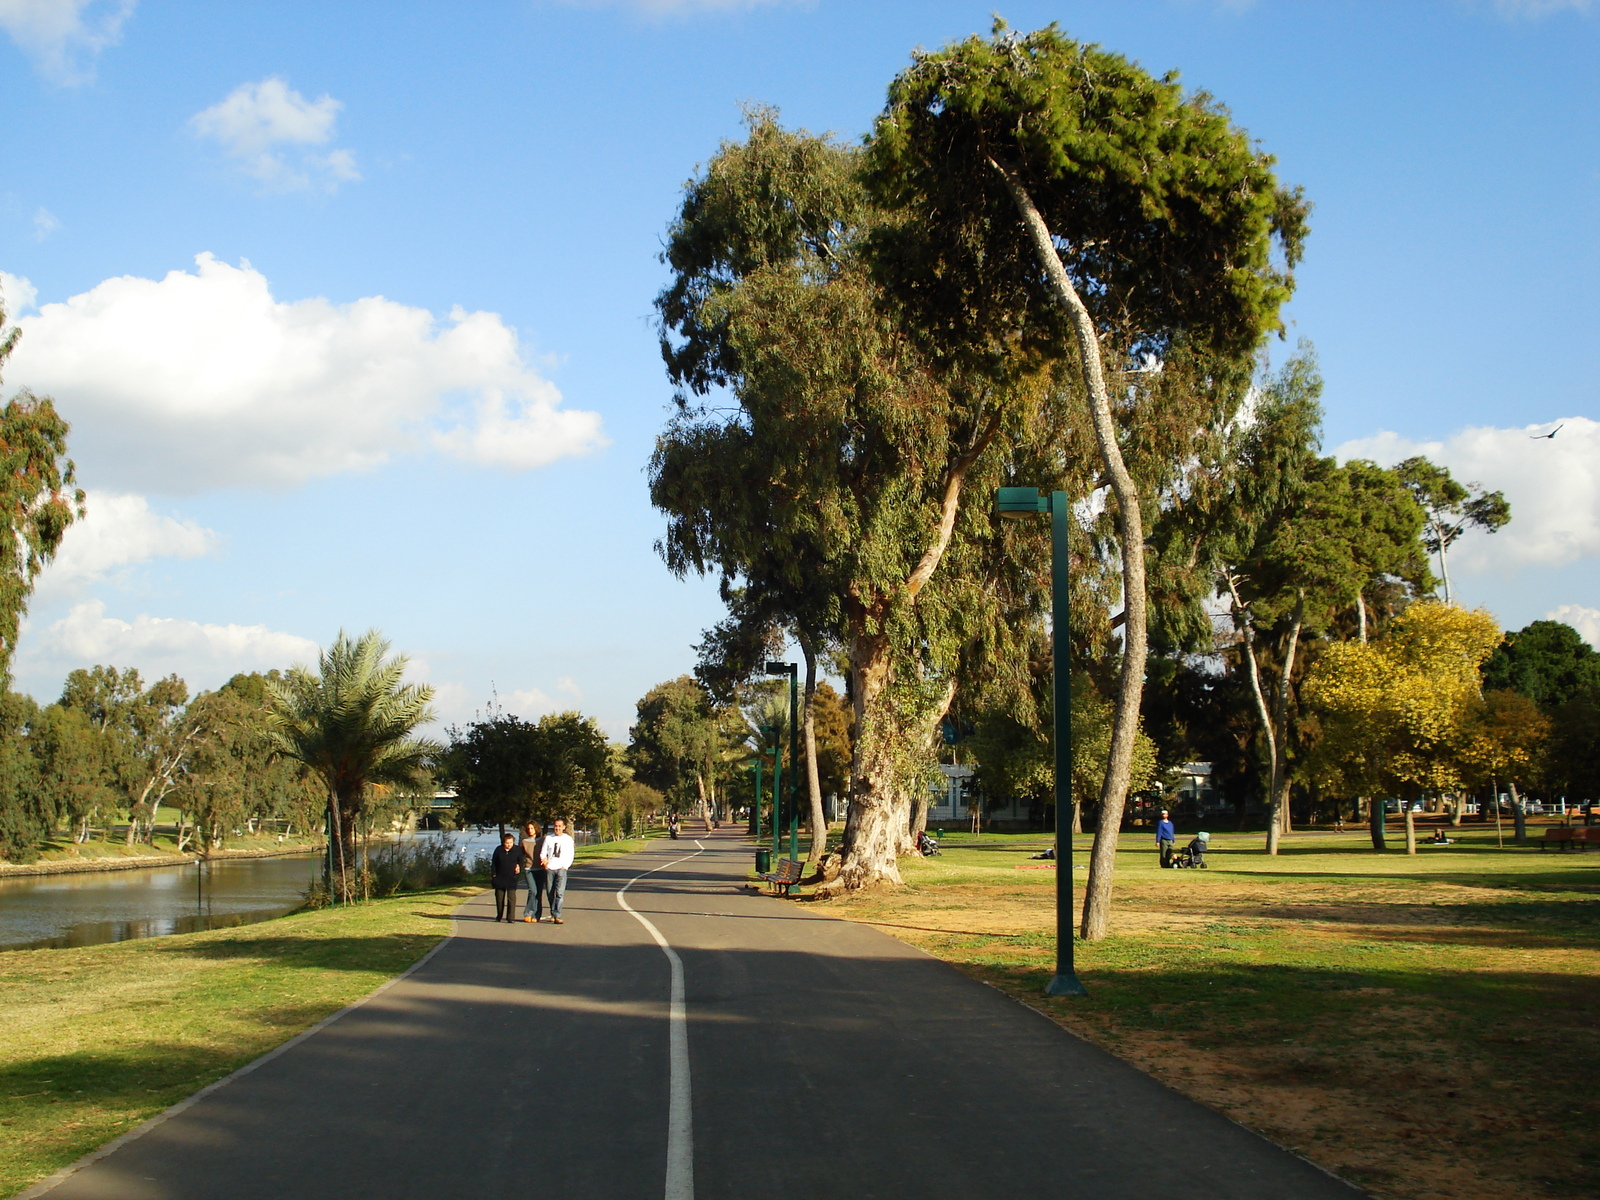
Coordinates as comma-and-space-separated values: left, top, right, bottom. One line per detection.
33, 829, 1364, 1200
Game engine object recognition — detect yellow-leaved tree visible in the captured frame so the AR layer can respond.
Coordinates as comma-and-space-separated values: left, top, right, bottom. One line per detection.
1304, 603, 1501, 853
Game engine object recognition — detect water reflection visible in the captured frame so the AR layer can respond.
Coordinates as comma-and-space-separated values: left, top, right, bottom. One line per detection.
0, 829, 601, 953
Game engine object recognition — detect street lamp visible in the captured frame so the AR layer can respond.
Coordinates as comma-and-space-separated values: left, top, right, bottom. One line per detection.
754, 722, 777, 871
996, 486, 1088, 997
765, 660, 801, 877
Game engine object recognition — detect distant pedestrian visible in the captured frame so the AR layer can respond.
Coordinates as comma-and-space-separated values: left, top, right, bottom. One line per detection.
541, 817, 576, 924
521, 821, 548, 923
490, 832, 524, 922
1156, 810, 1177, 869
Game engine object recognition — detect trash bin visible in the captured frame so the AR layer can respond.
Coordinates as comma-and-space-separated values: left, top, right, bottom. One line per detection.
756, 847, 771, 874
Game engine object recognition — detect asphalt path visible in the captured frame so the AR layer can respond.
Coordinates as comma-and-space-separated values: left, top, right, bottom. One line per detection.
31, 829, 1365, 1200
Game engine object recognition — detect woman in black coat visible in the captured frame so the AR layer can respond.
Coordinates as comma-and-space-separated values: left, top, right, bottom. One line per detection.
490, 832, 525, 922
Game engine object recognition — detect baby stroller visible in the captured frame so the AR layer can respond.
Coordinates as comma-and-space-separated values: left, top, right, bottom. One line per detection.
1173, 831, 1209, 869
916, 830, 941, 856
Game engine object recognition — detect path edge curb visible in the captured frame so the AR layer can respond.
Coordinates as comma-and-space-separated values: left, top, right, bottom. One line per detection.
11, 906, 464, 1200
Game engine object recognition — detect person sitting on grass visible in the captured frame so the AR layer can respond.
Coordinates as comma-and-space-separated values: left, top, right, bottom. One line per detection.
491, 832, 524, 922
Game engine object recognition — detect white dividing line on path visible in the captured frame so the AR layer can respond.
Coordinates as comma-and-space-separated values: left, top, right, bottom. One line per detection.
616, 840, 706, 1200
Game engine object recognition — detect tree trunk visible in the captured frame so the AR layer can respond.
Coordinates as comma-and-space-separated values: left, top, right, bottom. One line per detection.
1265, 599, 1304, 853
1510, 780, 1527, 843
801, 638, 827, 863
1403, 796, 1418, 856
1357, 593, 1368, 643
830, 633, 905, 891
907, 790, 929, 848
991, 164, 1149, 943
1367, 796, 1385, 851
1228, 576, 1279, 844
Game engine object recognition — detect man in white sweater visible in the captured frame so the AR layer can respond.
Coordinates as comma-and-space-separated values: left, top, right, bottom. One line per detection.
540, 818, 576, 924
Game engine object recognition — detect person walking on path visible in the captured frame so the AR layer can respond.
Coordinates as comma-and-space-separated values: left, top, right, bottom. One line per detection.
490, 832, 524, 922
540, 817, 575, 924
1156, 810, 1177, 869
521, 821, 548, 923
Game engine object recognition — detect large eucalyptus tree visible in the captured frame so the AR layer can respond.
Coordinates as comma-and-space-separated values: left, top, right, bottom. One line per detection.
652, 113, 1082, 889
864, 23, 1309, 935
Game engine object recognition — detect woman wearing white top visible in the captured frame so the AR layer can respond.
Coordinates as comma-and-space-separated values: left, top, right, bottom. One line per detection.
540, 818, 576, 923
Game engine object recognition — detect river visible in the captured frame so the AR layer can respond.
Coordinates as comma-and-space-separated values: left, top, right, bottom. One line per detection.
0, 830, 524, 952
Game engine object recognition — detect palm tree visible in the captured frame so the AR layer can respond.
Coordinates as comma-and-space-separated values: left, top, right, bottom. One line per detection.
267, 629, 439, 901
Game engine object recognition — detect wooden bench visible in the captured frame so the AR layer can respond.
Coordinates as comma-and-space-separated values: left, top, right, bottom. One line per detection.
760, 857, 804, 895
1541, 826, 1581, 851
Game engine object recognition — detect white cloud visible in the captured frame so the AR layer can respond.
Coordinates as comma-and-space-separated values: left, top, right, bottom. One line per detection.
20, 600, 319, 690
1335, 417, 1600, 575
32, 207, 58, 240
503, 677, 584, 720
1547, 604, 1600, 648
41, 491, 219, 590
189, 77, 360, 193
2, 256, 607, 492
0, 270, 38, 317
0, 0, 133, 84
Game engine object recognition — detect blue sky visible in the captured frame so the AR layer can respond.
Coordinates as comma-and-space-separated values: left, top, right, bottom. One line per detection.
1, 0, 1596, 735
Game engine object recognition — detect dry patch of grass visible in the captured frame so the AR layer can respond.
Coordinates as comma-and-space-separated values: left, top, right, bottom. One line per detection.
0, 887, 470, 1198
822, 829, 1600, 1200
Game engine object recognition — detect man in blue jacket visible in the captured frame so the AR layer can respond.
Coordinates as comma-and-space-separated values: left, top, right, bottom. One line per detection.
1156, 810, 1177, 868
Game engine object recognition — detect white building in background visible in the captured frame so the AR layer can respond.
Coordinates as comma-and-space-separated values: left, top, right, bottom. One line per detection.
926, 763, 1037, 829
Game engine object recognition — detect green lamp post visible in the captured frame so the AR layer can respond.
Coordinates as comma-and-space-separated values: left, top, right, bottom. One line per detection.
765, 661, 800, 879
996, 486, 1088, 997
767, 722, 782, 864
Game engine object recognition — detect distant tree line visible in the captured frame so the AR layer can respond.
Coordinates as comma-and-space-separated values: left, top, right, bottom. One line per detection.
0, 666, 327, 863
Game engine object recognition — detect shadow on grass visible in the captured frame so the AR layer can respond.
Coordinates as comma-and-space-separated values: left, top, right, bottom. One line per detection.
139, 931, 443, 975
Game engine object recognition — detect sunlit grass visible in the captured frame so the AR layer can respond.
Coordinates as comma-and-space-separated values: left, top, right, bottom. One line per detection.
826, 827, 1600, 1200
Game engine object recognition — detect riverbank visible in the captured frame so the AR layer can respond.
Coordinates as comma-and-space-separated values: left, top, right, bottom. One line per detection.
822, 829, 1600, 1200
0, 835, 652, 1195
0, 883, 465, 1198
0, 838, 326, 878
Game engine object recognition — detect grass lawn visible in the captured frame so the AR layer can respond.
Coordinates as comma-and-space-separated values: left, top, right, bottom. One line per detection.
0, 836, 648, 1198
820, 826, 1600, 1200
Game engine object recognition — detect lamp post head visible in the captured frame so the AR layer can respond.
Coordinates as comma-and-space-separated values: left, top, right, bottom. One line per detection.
996, 486, 1051, 518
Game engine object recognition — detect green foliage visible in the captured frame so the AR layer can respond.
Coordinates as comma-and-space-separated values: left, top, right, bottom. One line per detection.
1482, 620, 1600, 707
628, 675, 744, 812
864, 20, 1308, 370
442, 708, 622, 830
266, 630, 438, 899
970, 675, 1158, 811
0, 298, 85, 686
0, 692, 43, 862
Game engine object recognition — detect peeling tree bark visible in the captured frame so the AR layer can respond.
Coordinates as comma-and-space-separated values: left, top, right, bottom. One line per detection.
831, 414, 999, 893
991, 161, 1148, 942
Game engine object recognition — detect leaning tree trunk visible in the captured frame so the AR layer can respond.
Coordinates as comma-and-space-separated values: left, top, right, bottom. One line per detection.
994, 164, 1148, 943
1265, 598, 1305, 854
1510, 780, 1527, 844
801, 638, 828, 864
1403, 795, 1418, 856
